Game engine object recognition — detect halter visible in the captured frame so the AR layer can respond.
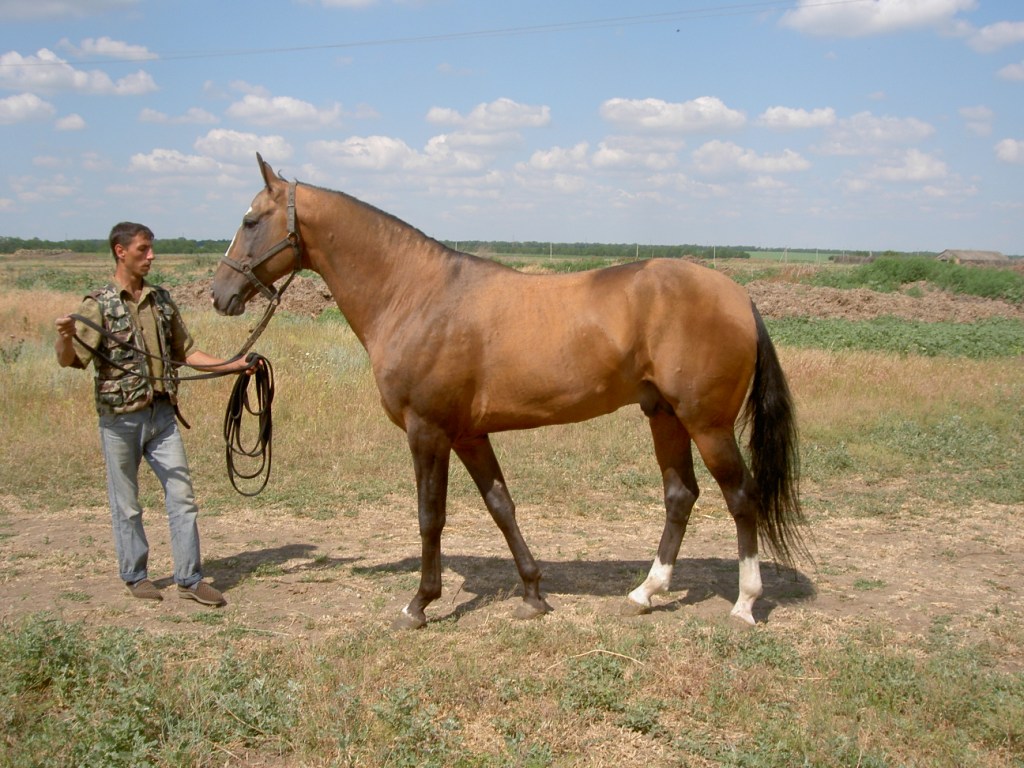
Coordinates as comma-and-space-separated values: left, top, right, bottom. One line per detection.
219, 180, 303, 354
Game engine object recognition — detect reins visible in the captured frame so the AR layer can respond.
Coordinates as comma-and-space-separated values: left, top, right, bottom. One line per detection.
69, 180, 305, 496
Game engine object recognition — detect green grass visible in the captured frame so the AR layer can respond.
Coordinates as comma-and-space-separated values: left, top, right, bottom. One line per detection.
765, 316, 1024, 358
2, 613, 1019, 767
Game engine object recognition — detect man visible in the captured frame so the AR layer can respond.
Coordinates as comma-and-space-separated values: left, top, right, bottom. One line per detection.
55, 222, 254, 607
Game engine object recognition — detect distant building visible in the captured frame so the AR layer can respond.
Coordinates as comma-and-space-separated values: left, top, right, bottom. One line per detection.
936, 249, 1009, 265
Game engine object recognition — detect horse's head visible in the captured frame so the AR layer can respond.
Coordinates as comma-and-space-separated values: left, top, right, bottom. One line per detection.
211, 153, 302, 316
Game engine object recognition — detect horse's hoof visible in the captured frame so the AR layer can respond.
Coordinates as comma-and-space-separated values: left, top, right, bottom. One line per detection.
729, 606, 757, 626
512, 599, 551, 621
621, 599, 652, 617
392, 610, 426, 630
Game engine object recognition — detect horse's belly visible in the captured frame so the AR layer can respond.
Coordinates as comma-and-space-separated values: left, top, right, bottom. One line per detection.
471, 365, 637, 432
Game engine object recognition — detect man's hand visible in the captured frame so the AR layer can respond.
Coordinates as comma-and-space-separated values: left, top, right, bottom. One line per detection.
55, 315, 76, 341
54, 315, 80, 367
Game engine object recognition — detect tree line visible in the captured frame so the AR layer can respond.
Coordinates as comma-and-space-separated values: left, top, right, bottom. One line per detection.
0, 236, 232, 255
444, 240, 752, 260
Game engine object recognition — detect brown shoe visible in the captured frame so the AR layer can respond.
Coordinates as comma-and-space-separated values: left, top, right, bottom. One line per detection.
178, 581, 226, 607
127, 579, 163, 601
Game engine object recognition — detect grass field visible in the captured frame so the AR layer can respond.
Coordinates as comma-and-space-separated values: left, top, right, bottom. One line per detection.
1, 252, 1022, 766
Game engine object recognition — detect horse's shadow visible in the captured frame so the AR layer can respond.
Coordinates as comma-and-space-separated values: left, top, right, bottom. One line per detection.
357, 554, 816, 624
163, 540, 814, 624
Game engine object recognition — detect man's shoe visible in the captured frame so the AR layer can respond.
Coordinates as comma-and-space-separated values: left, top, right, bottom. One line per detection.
127, 579, 163, 601
178, 581, 227, 607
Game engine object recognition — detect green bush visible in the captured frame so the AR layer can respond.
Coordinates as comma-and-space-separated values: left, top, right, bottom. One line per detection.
811, 257, 1024, 303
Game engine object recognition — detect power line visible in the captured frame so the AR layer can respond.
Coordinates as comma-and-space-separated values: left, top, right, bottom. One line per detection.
2, 0, 873, 68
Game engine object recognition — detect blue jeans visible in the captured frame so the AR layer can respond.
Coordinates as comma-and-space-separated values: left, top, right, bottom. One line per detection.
98, 398, 203, 587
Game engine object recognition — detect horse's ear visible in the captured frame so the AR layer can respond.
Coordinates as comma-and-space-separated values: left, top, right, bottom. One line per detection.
256, 153, 273, 190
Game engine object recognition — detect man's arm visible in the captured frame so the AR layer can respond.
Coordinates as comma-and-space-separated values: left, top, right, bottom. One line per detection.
54, 315, 81, 367
184, 349, 256, 374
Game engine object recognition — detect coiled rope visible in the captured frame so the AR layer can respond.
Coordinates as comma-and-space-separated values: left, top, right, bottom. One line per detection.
223, 353, 275, 496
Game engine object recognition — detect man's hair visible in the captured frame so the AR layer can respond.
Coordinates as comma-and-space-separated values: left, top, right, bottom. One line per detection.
108, 222, 154, 259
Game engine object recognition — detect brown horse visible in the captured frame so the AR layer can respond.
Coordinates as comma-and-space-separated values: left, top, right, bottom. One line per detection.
212, 154, 808, 628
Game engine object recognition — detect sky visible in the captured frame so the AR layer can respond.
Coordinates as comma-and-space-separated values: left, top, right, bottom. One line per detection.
0, 0, 1022, 254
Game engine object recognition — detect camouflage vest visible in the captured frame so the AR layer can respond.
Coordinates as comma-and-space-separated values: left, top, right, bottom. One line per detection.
89, 283, 179, 415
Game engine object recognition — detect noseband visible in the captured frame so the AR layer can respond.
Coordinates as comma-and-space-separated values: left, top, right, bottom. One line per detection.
220, 180, 303, 354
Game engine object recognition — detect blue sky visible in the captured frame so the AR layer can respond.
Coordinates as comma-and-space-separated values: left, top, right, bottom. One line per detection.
1, 0, 1022, 253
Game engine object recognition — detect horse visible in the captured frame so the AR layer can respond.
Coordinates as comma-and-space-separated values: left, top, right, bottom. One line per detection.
211, 154, 808, 629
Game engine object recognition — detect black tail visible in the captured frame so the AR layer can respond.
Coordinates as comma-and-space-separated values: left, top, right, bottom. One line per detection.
744, 304, 810, 567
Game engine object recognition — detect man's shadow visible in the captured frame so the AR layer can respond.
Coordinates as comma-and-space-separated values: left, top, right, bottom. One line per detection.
355, 553, 816, 624
154, 544, 359, 592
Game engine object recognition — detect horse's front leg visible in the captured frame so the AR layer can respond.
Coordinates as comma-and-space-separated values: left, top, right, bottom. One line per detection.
393, 418, 452, 630
455, 435, 552, 620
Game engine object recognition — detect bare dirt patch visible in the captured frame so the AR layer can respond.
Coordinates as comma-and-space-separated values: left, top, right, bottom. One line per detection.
2, 488, 1021, 667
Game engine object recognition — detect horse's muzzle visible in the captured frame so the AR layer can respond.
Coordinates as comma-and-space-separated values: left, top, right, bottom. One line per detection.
212, 291, 246, 317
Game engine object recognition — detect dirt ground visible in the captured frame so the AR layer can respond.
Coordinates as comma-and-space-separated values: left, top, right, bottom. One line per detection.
2, 276, 1022, 657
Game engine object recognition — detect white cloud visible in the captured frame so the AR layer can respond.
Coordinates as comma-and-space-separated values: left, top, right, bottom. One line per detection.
140, 107, 218, 125
816, 111, 935, 155
128, 149, 221, 174
430, 130, 521, 151
592, 137, 683, 171
692, 140, 810, 176
10, 173, 79, 202
0, 49, 157, 95
421, 136, 491, 172
967, 20, 1024, 53
194, 129, 293, 163
780, 0, 976, 37
865, 149, 948, 181
226, 92, 343, 128
426, 97, 550, 131
524, 143, 590, 172
600, 96, 745, 132
0, 0, 138, 21
997, 61, 1024, 81
58, 36, 157, 60
758, 106, 836, 129
994, 139, 1024, 164
958, 105, 993, 137
310, 136, 419, 171
0, 92, 55, 124
55, 113, 85, 130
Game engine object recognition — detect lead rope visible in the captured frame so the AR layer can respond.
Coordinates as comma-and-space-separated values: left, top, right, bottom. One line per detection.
223, 353, 274, 496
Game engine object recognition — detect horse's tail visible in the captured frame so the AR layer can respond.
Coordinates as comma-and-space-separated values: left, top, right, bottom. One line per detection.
744, 303, 810, 567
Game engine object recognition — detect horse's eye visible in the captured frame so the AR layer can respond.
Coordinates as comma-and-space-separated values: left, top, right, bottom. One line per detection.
243, 216, 258, 229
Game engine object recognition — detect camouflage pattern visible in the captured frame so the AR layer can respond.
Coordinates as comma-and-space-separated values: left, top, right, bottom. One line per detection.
90, 283, 179, 415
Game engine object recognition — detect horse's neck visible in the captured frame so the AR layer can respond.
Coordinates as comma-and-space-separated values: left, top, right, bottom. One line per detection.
305, 191, 452, 345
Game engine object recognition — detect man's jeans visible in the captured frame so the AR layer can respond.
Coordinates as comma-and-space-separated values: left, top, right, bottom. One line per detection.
98, 398, 203, 587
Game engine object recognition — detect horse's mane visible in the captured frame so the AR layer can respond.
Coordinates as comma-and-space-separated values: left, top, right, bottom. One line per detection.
299, 179, 505, 269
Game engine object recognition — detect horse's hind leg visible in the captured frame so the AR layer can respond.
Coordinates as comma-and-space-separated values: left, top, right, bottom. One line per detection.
455, 435, 552, 620
692, 429, 763, 625
625, 409, 700, 614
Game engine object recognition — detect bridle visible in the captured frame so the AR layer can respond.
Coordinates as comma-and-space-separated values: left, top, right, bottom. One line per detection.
219, 179, 303, 355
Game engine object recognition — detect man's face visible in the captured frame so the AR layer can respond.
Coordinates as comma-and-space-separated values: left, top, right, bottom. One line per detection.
116, 233, 154, 279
